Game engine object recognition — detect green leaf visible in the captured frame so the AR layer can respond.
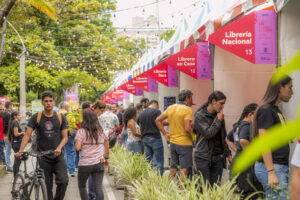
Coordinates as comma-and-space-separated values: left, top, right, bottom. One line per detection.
232, 115, 300, 175
271, 51, 300, 83
27, 0, 58, 20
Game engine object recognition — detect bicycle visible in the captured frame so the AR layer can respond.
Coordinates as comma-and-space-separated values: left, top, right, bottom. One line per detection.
11, 150, 54, 200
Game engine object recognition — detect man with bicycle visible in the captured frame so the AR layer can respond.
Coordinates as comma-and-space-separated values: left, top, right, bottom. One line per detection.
16, 91, 69, 200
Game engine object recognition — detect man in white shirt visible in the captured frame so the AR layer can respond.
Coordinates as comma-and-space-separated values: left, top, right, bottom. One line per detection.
98, 104, 119, 136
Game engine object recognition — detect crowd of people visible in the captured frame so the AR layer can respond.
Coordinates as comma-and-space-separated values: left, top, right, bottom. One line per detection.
0, 74, 299, 200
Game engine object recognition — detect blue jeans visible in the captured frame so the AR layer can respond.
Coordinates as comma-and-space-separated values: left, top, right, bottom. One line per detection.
65, 136, 75, 174
127, 141, 142, 154
122, 131, 128, 147
142, 136, 164, 175
75, 151, 80, 168
88, 175, 96, 200
4, 139, 12, 170
255, 162, 289, 200
78, 163, 104, 200
0, 140, 5, 162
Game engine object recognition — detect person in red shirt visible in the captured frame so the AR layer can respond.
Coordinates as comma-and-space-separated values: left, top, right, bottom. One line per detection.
0, 104, 6, 165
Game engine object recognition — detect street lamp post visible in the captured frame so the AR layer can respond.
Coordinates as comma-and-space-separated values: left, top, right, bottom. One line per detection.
6, 18, 27, 123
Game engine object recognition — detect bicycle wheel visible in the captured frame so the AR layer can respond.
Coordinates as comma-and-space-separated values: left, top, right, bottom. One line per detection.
30, 179, 48, 200
11, 174, 25, 200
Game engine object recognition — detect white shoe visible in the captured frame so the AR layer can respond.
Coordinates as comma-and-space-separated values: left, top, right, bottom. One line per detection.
12, 179, 23, 184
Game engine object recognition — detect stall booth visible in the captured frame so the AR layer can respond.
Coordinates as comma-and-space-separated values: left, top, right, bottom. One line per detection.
208, 3, 277, 128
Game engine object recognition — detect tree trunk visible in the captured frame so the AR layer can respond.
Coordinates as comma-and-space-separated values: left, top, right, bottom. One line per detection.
0, 0, 17, 27
0, 19, 7, 66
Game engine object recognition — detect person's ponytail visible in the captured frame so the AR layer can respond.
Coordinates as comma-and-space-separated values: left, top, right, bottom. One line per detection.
8, 111, 19, 142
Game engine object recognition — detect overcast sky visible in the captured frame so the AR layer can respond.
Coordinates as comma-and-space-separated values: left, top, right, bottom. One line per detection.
112, 0, 206, 29
112, 0, 238, 29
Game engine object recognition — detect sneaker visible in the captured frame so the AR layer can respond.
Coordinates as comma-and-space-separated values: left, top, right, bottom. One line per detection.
75, 168, 78, 172
6, 169, 13, 173
12, 179, 22, 184
70, 173, 76, 177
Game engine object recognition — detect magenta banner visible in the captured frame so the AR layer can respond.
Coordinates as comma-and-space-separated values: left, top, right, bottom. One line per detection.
136, 88, 143, 96
197, 43, 212, 79
255, 10, 277, 64
123, 91, 129, 100
209, 10, 276, 64
164, 42, 211, 79
167, 65, 178, 87
148, 77, 158, 92
146, 63, 178, 87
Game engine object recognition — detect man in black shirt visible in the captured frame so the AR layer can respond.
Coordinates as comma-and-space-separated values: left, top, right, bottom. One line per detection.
2, 101, 13, 172
137, 100, 164, 175
140, 97, 149, 110
16, 91, 69, 200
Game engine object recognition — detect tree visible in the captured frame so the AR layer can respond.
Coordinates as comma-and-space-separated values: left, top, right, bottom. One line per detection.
160, 29, 175, 42
1, 0, 144, 104
0, 0, 57, 26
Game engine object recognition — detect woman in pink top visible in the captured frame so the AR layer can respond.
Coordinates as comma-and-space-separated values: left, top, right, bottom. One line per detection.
75, 110, 109, 200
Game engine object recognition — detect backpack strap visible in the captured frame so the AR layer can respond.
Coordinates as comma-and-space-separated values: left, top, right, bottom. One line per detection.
36, 111, 43, 125
55, 111, 62, 127
36, 111, 62, 127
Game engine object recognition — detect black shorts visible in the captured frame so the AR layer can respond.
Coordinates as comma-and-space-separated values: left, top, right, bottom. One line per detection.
170, 143, 193, 169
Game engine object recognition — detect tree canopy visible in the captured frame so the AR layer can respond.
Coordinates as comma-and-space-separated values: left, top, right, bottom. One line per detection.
0, 0, 145, 103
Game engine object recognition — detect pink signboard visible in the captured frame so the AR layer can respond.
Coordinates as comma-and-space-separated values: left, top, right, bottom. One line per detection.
164, 42, 212, 79
123, 91, 129, 100
255, 10, 277, 64
131, 75, 158, 93
113, 89, 124, 101
119, 82, 143, 96
146, 63, 178, 87
136, 88, 143, 96
208, 10, 277, 64
197, 42, 212, 79
148, 77, 158, 92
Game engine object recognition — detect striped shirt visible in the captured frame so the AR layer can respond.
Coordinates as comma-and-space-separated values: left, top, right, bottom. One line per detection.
75, 128, 108, 166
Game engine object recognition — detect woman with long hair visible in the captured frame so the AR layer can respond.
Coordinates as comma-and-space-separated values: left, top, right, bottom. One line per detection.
8, 111, 24, 177
123, 107, 142, 154
75, 110, 109, 200
253, 76, 293, 199
226, 103, 262, 199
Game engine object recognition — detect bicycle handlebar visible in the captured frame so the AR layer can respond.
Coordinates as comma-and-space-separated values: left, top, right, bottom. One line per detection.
21, 150, 55, 159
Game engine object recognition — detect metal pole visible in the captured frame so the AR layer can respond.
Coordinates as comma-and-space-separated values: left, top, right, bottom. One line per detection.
20, 54, 26, 123
156, 0, 160, 43
6, 19, 26, 123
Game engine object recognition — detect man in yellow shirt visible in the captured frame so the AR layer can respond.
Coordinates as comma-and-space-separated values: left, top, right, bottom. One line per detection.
156, 89, 193, 181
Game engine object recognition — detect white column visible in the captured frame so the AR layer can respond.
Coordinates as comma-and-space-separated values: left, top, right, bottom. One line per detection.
19, 54, 26, 123
143, 91, 158, 101
133, 95, 143, 106
179, 72, 212, 114
157, 83, 179, 168
280, 0, 300, 176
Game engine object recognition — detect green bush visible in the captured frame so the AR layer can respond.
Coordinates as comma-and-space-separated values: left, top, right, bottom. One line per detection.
110, 145, 259, 200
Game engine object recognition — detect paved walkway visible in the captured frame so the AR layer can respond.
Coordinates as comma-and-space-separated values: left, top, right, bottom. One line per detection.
0, 155, 124, 200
